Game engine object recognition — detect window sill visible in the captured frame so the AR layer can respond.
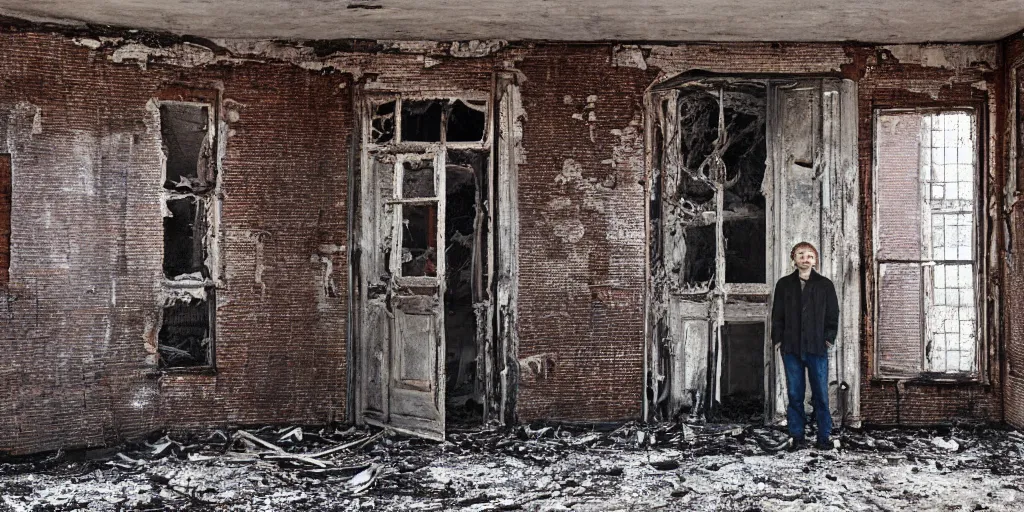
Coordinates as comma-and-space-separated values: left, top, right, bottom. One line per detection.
146, 367, 218, 379
870, 372, 984, 386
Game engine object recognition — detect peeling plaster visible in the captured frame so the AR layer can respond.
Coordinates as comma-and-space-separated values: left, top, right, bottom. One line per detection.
449, 40, 507, 58
612, 45, 647, 70
882, 44, 998, 71
518, 353, 556, 380
111, 42, 217, 69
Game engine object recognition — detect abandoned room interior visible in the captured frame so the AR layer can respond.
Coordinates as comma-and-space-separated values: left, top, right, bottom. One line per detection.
0, 1, 1023, 458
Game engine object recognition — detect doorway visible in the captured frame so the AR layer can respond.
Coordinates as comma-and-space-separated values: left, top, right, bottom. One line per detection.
351, 93, 497, 440
646, 76, 861, 427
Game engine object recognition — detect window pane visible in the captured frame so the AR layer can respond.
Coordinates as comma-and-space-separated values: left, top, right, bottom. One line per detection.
401, 203, 437, 277
874, 113, 924, 261
402, 100, 444, 142
160, 103, 211, 192
159, 295, 211, 368
402, 157, 435, 198
877, 263, 923, 375
163, 197, 208, 278
926, 263, 976, 373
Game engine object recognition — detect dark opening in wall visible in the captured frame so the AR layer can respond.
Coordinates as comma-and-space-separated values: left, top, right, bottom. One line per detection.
163, 197, 208, 278
0, 155, 9, 286
680, 223, 716, 285
445, 149, 487, 425
160, 103, 212, 192
402, 100, 443, 142
159, 296, 212, 368
721, 87, 767, 284
445, 100, 486, 142
717, 321, 765, 421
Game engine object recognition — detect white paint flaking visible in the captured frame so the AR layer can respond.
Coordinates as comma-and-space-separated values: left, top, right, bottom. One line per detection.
883, 44, 998, 71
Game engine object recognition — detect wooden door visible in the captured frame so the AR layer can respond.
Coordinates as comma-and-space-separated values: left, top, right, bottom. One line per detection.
359, 150, 447, 440
767, 78, 860, 427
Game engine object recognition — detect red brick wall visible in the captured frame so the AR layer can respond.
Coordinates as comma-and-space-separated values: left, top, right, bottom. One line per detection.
0, 31, 350, 455
0, 27, 1013, 455
1003, 32, 1024, 430
514, 46, 654, 422
852, 45, 1005, 424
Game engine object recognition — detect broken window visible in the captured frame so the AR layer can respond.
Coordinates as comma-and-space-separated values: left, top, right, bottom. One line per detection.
159, 101, 217, 369
0, 154, 9, 286
874, 109, 980, 377
370, 97, 488, 146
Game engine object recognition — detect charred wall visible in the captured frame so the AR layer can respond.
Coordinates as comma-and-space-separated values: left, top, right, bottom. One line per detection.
1003, 31, 1024, 430
0, 23, 1016, 454
0, 31, 350, 455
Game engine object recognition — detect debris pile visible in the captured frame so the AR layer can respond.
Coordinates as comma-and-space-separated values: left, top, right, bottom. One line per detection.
1, 422, 1022, 511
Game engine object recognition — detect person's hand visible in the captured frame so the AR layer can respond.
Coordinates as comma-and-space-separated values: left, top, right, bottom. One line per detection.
826, 341, 834, 350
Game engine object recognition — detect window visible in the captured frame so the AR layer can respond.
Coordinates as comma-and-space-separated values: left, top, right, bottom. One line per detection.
158, 101, 217, 369
873, 109, 981, 378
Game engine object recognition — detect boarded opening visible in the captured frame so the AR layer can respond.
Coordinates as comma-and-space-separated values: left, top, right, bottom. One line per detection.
717, 322, 765, 421
163, 197, 208, 278
158, 296, 212, 368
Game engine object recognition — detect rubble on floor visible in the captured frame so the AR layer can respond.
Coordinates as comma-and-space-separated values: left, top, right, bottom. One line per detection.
1, 422, 1022, 511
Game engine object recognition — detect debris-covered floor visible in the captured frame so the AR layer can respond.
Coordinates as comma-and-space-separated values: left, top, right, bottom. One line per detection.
2, 422, 1023, 511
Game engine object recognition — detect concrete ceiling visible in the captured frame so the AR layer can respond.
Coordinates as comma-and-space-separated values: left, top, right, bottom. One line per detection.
0, 0, 1022, 43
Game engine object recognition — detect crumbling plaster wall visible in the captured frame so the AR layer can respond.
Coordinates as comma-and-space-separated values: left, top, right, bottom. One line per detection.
0, 22, 1014, 454
0, 30, 350, 455
1003, 31, 1024, 430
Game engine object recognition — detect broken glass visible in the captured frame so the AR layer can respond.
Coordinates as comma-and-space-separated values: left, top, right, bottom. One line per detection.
371, 100, 396, 143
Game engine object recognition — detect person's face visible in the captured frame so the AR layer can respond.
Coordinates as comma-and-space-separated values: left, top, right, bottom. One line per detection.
793, 247, 817, 272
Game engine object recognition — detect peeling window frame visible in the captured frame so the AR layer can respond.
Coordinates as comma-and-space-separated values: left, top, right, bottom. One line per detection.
871, 106, 986, 382
157, 95, 221, 372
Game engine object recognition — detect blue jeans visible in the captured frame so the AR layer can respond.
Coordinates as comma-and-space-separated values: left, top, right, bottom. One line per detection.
782, 352, 832, 443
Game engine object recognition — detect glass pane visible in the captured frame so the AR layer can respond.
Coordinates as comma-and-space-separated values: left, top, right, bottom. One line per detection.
401, 203, 438, 277
681, 223, 716, 287
402, 99, 444, 142
926, 263, 976, 373
402, 157, 435, 198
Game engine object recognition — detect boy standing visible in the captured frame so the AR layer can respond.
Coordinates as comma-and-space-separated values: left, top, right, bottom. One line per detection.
771, 242, 839, 449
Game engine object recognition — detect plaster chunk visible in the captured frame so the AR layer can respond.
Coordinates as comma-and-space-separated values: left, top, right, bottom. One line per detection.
449, 40, 507, 58
612, 45, 647, 70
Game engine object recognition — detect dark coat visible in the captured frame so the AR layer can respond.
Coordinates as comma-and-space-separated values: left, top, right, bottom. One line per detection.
771, 269, 840, 356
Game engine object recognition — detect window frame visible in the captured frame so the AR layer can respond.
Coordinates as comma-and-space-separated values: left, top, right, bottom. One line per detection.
156, 94, 221, 373
871, 106, 987, 382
